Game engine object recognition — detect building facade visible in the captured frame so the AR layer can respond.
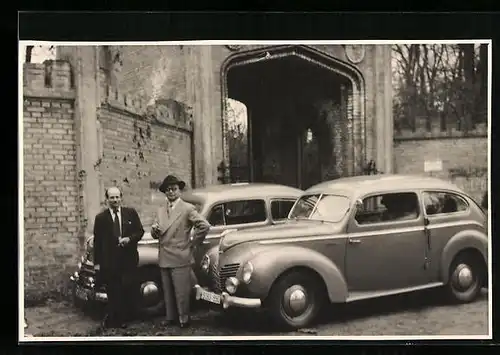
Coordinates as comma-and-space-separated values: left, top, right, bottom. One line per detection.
24, 44, 395, 294
57, 43, 394, 211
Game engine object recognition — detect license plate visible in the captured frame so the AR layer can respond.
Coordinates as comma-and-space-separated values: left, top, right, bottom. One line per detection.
75, 284, 91, 301
199, 289, 221, 305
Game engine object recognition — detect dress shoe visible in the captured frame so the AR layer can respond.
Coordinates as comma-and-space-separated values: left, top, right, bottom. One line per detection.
160, 320, 177, 327
102, 315, 126, 329
179, 322, 191, 329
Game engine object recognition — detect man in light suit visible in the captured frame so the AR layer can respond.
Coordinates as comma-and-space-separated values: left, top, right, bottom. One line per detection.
151, 175, 210, 328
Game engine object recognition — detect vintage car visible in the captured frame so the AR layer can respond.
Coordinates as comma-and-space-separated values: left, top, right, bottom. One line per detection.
69, 182, 302, 316
194, 174, 489, 330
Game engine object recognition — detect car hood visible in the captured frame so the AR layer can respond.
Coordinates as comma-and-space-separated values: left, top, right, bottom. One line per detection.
219, 219, 344, 252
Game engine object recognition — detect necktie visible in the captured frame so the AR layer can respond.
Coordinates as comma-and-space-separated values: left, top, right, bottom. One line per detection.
113, 209, 121, 239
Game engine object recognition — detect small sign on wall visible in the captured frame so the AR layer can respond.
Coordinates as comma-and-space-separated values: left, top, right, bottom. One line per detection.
424, 159, 443, 173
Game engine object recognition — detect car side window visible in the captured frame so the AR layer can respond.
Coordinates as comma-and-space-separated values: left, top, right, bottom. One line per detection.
355, 192, 420, 225
224, 200, 267, 225
208, 204, 225, 226
209, 200, 267, 226
271, 199, 296, 220
423, 191, 469, 215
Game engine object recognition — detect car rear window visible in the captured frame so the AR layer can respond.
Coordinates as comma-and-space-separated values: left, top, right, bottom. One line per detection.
423, 191, 469, 215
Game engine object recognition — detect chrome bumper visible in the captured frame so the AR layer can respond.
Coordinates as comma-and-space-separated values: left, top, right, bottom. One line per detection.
69, 274, 108, 302
194, 284, 261, 309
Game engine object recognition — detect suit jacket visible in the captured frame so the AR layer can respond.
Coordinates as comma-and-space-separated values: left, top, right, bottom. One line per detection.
93, 206, 145, 278
151, 199, 210, 268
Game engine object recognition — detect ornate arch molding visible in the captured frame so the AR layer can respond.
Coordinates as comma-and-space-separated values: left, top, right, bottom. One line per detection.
220, 44, 367, 181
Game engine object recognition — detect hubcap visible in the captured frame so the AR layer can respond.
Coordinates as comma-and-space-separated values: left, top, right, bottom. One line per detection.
282, 285, 308, 317
140, 281, 161, 307
452, 263, 475, 291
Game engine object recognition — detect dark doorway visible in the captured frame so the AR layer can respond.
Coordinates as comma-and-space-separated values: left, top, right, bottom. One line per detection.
223, 46, 359, 189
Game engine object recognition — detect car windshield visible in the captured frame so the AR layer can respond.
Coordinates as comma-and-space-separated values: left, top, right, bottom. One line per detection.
289, 194, 351, 223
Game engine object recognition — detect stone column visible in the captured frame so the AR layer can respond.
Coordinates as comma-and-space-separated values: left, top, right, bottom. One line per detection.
382, 45, 394, 173
185, 46, 217, 187
374, 45, 394, 174
57, 46, 101, 234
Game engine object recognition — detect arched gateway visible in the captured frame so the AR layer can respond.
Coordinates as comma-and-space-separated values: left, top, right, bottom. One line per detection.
221, 45, 366, 188
57, 43, 393, 192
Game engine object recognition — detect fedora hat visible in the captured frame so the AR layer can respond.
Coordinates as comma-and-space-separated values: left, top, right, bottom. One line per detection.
159, 175, 186, 193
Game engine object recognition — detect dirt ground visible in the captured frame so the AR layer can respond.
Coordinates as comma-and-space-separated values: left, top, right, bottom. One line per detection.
23, 288, 489, 338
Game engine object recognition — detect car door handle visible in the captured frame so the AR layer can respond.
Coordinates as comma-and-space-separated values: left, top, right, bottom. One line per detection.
202, 240, 211, 245
348, 238, 362, 245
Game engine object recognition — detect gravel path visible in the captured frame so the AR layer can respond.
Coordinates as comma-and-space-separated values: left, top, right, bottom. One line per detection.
23, 289, 489, 338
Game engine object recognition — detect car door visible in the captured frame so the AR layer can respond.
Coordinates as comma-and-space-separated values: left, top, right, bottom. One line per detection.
344, 191, 429, 292
421, 190, 476, 282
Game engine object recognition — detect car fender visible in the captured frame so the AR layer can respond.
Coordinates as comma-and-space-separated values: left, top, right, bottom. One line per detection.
246, 245, 348, 303
440, 229, 488, 283
137, 243, 159, 268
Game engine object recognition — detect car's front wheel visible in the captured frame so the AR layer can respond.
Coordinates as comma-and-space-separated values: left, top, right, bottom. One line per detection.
137, 267, 165, 317
266, 269, 326, 330
446, 251, 484, 303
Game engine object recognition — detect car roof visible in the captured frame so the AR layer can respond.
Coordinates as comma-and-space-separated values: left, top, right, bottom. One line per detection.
182, 182, 303, 205
305, 174, 466, 198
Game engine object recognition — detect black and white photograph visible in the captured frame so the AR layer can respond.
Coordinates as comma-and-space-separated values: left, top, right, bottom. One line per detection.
19, 40, 491, 341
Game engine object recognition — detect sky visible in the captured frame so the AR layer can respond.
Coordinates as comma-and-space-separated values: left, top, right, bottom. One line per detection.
29, 45, 56, 63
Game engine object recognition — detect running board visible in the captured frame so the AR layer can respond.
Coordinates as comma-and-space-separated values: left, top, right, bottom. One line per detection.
346, 282, 445, 303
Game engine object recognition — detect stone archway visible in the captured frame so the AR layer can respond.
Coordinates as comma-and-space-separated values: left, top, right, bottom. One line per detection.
220, 45, 366, 189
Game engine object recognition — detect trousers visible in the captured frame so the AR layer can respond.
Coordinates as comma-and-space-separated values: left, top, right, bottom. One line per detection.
105, 271, 139, 323
160, 266, 193, 323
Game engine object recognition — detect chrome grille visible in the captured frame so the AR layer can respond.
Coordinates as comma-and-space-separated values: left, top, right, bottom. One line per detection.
210, 257, 221, 293
219, 263, 240, 291
85, 250, 94, 263
77, 271, 95, 288
80, 262, 94, 273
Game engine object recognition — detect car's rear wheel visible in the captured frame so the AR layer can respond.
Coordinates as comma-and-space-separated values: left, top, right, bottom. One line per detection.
446, 251, 484, 303
266, 269, 326, 330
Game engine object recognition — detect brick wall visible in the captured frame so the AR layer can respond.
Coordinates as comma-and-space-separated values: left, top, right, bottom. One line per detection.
23, 58, 195, 298
109, 45, 188, 104
96, 92, 193, 227
23, 61, 80, 295
393, 124, 488, 203
105, 45, 222, 187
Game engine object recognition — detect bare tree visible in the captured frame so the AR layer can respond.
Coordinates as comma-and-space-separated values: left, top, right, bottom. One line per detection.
24, 45, 56, 63
25, 45, 34, 63
226, 99, 249, 181
393, 43, 487, 132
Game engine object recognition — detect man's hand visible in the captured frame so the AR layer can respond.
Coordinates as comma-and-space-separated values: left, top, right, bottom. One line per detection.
94, 264, 100, 271
118, 237, 130, 247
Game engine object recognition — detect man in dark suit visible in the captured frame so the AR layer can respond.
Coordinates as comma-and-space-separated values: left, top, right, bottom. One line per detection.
151, 175, 210, 328
93, 186, 145, 328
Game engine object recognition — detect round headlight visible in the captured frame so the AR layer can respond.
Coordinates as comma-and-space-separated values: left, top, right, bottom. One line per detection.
225, 277, 239, 294
200, 254, 210, 273
85, 236, 94, 249
241, 261, 254, 284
